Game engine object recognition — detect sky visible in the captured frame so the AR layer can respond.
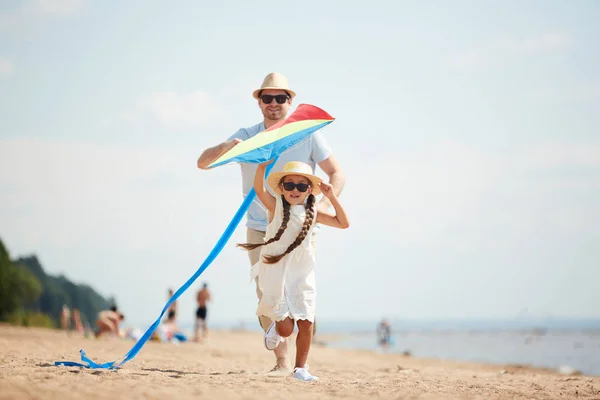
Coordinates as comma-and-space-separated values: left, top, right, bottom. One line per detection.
1, 0, 599, 328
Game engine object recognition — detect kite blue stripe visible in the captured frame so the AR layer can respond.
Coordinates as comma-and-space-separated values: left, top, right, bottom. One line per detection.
208, 122, 332, 169
54, 158, 280, 369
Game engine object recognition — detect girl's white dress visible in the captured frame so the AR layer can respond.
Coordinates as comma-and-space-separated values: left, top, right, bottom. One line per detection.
250, 195, 317, 323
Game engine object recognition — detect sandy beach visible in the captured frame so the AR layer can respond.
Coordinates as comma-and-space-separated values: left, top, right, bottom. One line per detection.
0, 325, 597, 400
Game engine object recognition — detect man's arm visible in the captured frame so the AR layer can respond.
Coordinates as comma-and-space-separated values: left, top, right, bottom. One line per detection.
197, 138, 242, 170
109, 315, 120, 333
316, 155, 346, 213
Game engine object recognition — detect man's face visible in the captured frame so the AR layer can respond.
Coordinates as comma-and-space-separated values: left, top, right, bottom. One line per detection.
258, 89, 292, 122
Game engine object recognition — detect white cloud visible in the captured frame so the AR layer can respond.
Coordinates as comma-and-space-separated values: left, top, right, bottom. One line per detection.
342, 138, 600, 253
522, 141, 600, 169
532, 84, 600, 104
0, 137, 247, 321
521, 32, 570, 52
27, 0, 83, 17
2, 136, 599, 322
0, 58, 14, 77
344, 140, 490, 244
126, 90, 230, 130
0, 0, 83, 30
447, 32, 571, 70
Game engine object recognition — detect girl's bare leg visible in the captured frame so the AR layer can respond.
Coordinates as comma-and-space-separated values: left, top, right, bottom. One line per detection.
295, 320, 313, 368
275, 317, 294, 337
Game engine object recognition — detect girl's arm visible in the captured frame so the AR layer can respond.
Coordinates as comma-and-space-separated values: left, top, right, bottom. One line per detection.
315, 182, 349, 229
254, 161, 276, 213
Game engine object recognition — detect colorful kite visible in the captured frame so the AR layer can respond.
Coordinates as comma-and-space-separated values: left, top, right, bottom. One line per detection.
208, 104, 335, 168
55, 104, 335, 370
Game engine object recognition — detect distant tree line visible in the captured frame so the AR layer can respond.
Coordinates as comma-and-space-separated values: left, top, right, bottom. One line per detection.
0, 238, 114, 328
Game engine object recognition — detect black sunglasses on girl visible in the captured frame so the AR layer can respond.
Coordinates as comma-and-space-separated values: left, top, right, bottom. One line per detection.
260, 94, 289, 104
281, 182, 310, 192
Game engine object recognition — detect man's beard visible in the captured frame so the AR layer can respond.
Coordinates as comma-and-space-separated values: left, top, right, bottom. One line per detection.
264, 109, 284, 120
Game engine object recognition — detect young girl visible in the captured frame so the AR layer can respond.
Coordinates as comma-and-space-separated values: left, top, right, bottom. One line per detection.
238, 160, 349, 382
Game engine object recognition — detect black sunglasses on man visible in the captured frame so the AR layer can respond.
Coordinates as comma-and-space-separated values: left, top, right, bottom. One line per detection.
260, 94, 290, 104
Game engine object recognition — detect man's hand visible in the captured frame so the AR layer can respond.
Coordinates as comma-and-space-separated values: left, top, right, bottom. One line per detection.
197, 138, 243, 170
226, 138, 243, 150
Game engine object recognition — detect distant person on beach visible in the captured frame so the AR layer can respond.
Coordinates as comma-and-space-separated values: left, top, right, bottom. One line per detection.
60, 304, 71, 330
377, 319, 392, 349
194, 283, 211, 341
237, 160, 349, 381
95, 306, 124, 338
165, 288, 177, 326
72, 308, 84, 333
196, 72, 346, 377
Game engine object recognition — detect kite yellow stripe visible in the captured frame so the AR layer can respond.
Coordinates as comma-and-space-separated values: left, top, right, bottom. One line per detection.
210, 119, 330, 166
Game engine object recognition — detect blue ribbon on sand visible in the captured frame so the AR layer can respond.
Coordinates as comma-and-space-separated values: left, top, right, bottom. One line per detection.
55, 158, 279, 369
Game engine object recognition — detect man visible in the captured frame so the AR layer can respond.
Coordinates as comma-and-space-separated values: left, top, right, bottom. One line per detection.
165, 288, 177, 325
60, 304, 71, 331
377, 318, 392, 350
95, 306, 124, 338
197, 72, 345, 375
194, 282, 211, 342
72, 308, 84, 333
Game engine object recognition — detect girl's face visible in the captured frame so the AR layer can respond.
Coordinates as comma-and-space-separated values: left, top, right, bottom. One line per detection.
280, 174, 312, 205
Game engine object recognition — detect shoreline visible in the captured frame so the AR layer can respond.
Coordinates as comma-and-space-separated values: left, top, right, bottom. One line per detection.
1, 325, 598, 399
6, 322, 595, 378
321, 329, 599, 377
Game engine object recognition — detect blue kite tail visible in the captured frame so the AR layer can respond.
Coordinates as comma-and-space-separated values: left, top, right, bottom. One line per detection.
54, 350, 118, 369
54, 158, 279, 370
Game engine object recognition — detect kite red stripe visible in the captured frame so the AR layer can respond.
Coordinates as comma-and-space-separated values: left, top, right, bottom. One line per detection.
264, 104, 334, 132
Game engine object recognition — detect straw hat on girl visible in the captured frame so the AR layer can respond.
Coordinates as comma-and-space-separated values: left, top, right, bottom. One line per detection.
267, 161, 322, 196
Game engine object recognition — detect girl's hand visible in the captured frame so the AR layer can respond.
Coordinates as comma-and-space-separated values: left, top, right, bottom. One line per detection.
318, 182, 335, 199
259, 158, 275, 167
